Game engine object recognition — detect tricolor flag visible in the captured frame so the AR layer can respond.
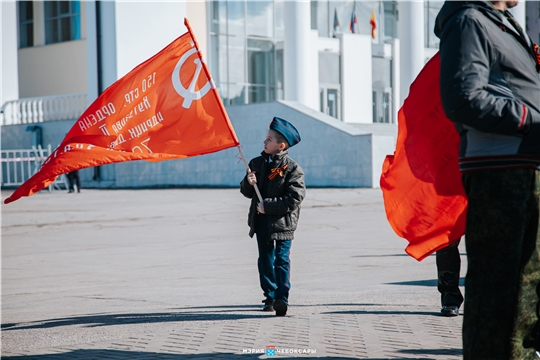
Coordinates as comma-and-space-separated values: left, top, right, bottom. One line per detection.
333, 8, 341, 38
370, 8, 377, 39
4, 18, 240, 204
350, 4, 359, 34
380, 53, 467, 261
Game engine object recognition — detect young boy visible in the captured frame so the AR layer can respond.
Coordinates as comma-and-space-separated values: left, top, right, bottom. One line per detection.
240, 117, 306, 316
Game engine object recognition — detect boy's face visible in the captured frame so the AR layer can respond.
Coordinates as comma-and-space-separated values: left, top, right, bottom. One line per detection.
264, 130, 286, 155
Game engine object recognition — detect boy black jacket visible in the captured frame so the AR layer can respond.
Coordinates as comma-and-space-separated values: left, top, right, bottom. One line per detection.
240, 150, 305, 240
435, 1, 540, 171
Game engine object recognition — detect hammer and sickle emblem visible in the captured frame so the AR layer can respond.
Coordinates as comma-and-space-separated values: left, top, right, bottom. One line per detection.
172, 43, 213, 109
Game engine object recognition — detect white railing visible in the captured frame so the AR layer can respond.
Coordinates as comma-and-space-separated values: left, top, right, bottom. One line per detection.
1, 145, 67, 190
0, 93, 87, 125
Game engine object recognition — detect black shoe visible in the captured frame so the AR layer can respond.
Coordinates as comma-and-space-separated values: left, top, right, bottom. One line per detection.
441, 305, 459, 317
274, 299, 287, 316
262, 298, 274, 312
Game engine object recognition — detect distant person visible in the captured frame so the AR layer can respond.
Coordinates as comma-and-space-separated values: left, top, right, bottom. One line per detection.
436, 239, 463, 317
67, 170, 81, 193
240, 117, 306, 316
435, 0, 540, 358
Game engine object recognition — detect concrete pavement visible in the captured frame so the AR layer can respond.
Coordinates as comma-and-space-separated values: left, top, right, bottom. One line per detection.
1, 188, 464, 359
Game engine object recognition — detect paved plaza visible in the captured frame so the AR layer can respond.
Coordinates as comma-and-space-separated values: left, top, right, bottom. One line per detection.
1, 188, 464, 359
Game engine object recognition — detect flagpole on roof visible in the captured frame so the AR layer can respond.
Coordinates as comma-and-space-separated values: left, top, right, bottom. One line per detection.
237, 146, 264, 203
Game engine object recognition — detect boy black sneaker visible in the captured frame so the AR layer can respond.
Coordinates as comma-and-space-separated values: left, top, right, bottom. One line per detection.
262, 298, 274, 312
441, 305, 459, 317
274, 299, 287, 316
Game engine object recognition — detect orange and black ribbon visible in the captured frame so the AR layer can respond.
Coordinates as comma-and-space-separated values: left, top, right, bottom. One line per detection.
268, 164, 287, 181
534, 44, 540, 73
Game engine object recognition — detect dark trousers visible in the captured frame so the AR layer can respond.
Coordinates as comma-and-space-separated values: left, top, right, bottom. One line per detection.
256, 235, 292, 303
436, 239, 463, 308
462, 169, 540, 360
67, 171, 81, 192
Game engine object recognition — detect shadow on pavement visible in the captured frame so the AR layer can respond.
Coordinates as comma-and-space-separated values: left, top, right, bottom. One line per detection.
0, 349, 416, 360
387, 278, 465, 287
398, 348, 462, 356
322, 309, 442, 317
1, 311, 272, 331
2, 303, 411, 331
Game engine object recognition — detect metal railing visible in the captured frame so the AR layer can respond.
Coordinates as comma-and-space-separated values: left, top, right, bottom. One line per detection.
1, 145, 67, 190
0, 93, 87, 125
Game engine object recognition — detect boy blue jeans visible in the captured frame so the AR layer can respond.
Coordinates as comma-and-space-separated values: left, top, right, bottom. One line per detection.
256, 235, 291, 303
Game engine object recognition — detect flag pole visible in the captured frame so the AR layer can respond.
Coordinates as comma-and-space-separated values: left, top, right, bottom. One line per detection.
237, 146, 263, 203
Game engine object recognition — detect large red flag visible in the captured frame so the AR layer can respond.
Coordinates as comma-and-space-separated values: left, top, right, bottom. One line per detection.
380, 53, 467, 261
5, 19, 239, 204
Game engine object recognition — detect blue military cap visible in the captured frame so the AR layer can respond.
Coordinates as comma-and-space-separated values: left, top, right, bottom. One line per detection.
269, 117, 301, 147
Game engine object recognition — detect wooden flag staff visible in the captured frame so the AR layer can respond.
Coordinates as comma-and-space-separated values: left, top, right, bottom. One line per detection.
237, 146, 263, 203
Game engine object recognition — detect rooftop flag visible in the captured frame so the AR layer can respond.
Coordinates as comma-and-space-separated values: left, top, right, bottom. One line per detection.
380, 53, 467, 261
333, 8, 341, 37
4, 18, 240, 204
370, 8, 377, 39
350, 4, 359, 34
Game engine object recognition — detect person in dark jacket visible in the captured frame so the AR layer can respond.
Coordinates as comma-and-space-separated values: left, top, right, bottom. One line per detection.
240, 117, 306, 317
435, 1, 540, 359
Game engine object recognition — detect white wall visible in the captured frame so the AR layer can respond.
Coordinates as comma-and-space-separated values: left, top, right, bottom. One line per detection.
341, 33, 372, 124
18, 41, 89, 98
114, 2, 188, 79
1, 0, 19, 104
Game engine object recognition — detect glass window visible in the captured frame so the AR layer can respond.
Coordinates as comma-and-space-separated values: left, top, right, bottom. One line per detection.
275, 1, 284, 40
211, 1, 227, 34
18, 1, 34, 48
45, 1, 81, 44
384, 1, 398, 39
372, 57, 392, 89
209, 0, 283, 105
311, 1, 318, 30
227, 1, 245, 37
246, 1, 273, 37
317, 0, 330, 37
228, 84, 246, 105
228, 36, 246, 84
248, 39, 275, 86
210, 35, 228, 84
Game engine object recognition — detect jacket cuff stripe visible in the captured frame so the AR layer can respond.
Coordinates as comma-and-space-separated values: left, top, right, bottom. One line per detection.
519, 105, 528, 130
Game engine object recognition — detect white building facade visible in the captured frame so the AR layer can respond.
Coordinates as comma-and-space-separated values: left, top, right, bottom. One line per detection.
0, 0, 537, 188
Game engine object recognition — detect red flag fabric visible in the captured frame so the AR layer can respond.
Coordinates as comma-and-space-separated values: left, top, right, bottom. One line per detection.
380, 52, 467, 261
370, 9, 377, 39
4, 19, 239, 204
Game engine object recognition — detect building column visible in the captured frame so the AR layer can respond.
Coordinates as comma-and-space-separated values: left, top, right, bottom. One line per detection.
85, 0, 99, 105
398, 1, 424, 106
283, 1, 311, 106
1, 1, 19, 105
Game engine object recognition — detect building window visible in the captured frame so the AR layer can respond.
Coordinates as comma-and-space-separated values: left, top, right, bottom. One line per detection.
18, 1, 34, 48
425, 0, 443, 48
209, 0, 284, 106
372, 57, 393, 123
319, 51, 341, 119
44, 1, 81, 44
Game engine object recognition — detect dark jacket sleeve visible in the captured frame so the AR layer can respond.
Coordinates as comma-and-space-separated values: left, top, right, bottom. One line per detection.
439, 13, 530, 135
240, 160, 255, 199
263, 164, 305, 216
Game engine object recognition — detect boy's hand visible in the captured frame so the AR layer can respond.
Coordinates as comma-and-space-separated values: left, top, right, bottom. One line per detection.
247, 171, 257, 186
257, 202, 265, 214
